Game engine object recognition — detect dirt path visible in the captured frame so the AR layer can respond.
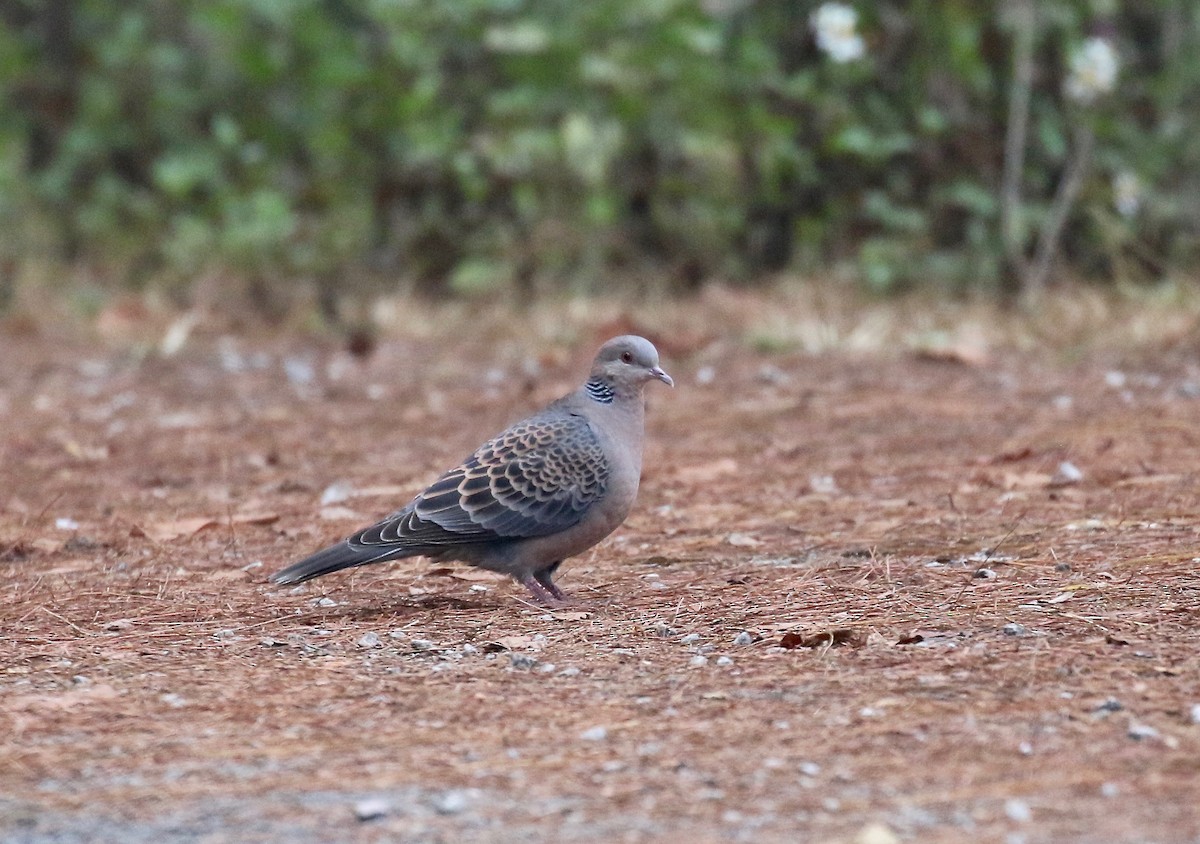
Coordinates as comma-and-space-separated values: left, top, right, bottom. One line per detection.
3, 311, 1199, 843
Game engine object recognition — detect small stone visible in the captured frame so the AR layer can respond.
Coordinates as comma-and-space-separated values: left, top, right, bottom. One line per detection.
689, 655, 709, 668
259, 636, 286, 648
580, 726, 608, 742
853, 821, 896, 844
808, 474, 839, 495
509, 653, 538, 670
1002, 623, 1027, 637
315, 597, 337, 608
432, 790, 469, 815
354, 797, 390, 821
410, 639, 435, 651
716, 656, 733, 666
654, 623, 675, 638
733, 631, 754, 646
1052, 461, 1084, 485
1104, 370, 1127, 388
1004, 799, 1032, 823
1100, 782, 1120, 798
1095, 697, 1123, 713
356, 632, 382, 649
680, 633, 701, 645
975, 568, 997, 579
461, 643, 479, 655
105, 619, 133, 631
1054, 562, 1072, 572
160, 693, 187, 708
538, 663, 556, 673
727, 532, 762, 548
55, 517, 80, 531
1018, 742, 1033, 756
320, 482, 354, 505
695, 366, 716, 385
757, 364, 787, 385
284, 356, 316, 387
1128, 722, 1159, 741
1190, 703, 1200, 725
799, 761, 820, 776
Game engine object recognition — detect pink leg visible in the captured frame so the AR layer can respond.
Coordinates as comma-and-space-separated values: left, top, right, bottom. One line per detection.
518, 574, 565, 606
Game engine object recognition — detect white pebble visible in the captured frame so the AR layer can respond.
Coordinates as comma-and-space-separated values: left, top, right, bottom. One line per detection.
733, 631, 754, 646
580, 726, 608, 742
716, 656, 733, 666
689, 655, 709, 667
356, 631, 381, 649
55, 517, 80, 531
432, 790, 469, 815
1128, 722, 1159, 741
354, 798, 390, 821
1054, 461, 1084, 484
1004, 798, 1032, 823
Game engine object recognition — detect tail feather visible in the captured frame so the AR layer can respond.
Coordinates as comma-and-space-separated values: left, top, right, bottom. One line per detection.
269, 541, 402, 585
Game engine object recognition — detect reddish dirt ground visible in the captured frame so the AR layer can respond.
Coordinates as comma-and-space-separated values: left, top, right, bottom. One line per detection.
3, 300, 1200, 843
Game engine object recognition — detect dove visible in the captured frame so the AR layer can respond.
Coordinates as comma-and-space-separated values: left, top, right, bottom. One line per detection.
270, 335, 673, 603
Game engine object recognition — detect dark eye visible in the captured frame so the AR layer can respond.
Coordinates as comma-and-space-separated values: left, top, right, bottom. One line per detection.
620, 352, 633, 364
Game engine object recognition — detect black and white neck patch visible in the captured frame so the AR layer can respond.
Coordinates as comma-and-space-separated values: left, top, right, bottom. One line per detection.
584, 377, 615, 404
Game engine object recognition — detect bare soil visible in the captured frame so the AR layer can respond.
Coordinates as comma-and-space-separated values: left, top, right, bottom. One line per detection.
3, 298, 1200, 843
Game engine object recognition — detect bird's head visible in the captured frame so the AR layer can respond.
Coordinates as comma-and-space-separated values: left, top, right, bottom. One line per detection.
591, 335, 674, 391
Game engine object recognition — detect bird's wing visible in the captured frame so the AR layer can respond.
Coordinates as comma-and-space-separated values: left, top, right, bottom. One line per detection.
352, 411, 610, 552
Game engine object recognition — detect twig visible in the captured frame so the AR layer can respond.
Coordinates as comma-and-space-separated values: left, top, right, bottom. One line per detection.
1001, 0, 1037, 279
40, 605, 89, 637
1025, 124, 1096, 294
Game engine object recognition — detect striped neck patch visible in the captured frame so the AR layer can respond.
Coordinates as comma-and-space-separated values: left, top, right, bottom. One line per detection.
584, 377, 615, 404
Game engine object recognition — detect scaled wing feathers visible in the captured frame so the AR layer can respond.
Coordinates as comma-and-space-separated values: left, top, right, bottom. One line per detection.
351, 412, 609, 553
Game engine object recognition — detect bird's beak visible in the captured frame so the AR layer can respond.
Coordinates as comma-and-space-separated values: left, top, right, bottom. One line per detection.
650, 366, 674, 388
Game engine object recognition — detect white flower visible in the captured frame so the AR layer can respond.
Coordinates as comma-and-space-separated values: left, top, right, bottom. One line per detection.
1112, 171, 1142, 218
810, 3, 865, 64
484, 22, 548, 54
561, 113, 623, 185
1065, 37, 1119, 104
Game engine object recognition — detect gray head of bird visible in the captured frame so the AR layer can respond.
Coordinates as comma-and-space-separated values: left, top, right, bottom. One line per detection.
591, 335, 674, 391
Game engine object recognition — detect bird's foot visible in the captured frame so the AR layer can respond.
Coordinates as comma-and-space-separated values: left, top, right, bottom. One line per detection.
519, 575, 570, 606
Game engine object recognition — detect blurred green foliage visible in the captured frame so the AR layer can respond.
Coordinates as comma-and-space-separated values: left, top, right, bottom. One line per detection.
1, 0, 1197, 298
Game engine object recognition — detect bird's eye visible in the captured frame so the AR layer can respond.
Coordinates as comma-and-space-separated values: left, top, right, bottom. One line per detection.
620, 352, 633, 363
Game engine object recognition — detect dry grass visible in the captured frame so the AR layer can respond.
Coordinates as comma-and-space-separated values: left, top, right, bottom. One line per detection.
3, 285, 1200, 842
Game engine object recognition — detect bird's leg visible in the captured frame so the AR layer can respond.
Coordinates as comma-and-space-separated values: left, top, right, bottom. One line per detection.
517, 573, 561, 605
533, 561, 568, 602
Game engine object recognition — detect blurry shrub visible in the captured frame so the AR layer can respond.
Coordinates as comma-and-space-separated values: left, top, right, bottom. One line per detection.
0, 0, 1197, 300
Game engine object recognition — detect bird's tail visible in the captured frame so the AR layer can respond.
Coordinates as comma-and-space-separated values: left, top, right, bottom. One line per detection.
269, 541, 398, 585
